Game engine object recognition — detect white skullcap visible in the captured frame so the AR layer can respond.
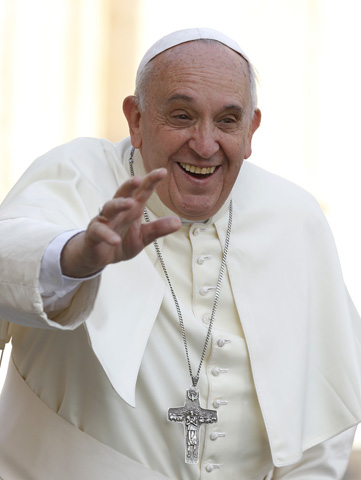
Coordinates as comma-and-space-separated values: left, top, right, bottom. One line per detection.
136, 27, 250, 82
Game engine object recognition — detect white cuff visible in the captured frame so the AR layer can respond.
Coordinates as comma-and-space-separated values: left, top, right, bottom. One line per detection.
39, 230, 102, 314
39, 230, 85, 297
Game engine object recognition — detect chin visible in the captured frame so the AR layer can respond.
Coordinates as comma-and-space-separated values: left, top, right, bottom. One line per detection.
167, 192, 221, 221
175, 204, 216, 222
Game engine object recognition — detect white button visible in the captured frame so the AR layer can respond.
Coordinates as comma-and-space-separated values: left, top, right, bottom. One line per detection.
217, 338, 231, 347
213, 399, 228, 408
200, 285, 216, 296
193, 227, 207, 236
197, 254, 212, 265
202, 314, 211, 324
206, 464, 221, 472
210, 432, 226, 441
211, 367, 229, 376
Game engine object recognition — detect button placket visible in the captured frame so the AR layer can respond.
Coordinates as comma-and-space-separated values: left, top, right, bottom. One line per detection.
191, 224, 221, 329
204, 333, 233, 474
191, 222, 228, 474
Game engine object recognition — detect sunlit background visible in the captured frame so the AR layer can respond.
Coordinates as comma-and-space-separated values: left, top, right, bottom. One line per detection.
1, 0, 361, 474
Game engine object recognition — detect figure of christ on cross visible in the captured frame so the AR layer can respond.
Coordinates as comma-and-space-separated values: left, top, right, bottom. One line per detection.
168, 387, 218, 464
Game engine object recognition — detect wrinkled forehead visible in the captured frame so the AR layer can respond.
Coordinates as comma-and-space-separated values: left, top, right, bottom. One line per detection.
136, 28, 250, 83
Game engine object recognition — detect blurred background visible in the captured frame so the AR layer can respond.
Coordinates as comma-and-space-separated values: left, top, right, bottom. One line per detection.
0, 0, 361, 476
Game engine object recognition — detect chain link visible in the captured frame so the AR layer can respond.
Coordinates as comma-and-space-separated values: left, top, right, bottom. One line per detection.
129, 147, 233, 387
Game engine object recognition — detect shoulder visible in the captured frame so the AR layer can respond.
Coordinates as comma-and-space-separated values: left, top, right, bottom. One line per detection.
16, 137, 132, 193
231, 161, 330, 243
234, 161, 323, 219
1, 137, 133, 211
30, 137, 130, 172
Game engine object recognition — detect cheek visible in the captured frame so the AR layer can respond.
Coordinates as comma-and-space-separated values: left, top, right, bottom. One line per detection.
142, 130, 189, 171
154, 176, 173, 207
222, 150, 244, 187
139, 133, 165, 171
226, 141, 245, 168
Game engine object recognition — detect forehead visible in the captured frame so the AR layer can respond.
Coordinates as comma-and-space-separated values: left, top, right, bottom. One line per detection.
146, 41, 251, 104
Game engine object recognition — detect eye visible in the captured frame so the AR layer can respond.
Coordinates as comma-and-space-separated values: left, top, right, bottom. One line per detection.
216, 107, 243, 130
220, 117, 236, 124
173, 114, 191, 121
217, 116, 240, 131
168, 110, 194, 127
170, 109, 192, 119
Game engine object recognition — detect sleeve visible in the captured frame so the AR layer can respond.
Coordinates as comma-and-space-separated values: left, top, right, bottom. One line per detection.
0, 137, 125, 330
271, 427, 356, 479
40, 230, 102, 318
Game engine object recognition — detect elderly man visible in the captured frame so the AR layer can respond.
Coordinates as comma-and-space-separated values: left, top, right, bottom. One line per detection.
0, 28, 360, 480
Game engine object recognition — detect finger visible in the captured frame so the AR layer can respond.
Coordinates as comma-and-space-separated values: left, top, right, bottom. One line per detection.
87, 219, 121, 246
133, 168, 168, 203
113, 169, 167, 203
113, 176, 143, 199
141, 216, 182, 246
99, 197, 134, 221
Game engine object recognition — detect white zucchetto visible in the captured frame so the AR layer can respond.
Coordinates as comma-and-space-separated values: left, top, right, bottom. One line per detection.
136, 27, 250, 82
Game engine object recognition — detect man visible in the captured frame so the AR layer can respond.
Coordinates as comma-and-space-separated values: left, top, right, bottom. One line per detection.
0, 28, 360, 479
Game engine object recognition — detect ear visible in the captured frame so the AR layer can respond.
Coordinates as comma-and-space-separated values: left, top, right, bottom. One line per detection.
123, 96, 142, 148
244, 108, 261, 159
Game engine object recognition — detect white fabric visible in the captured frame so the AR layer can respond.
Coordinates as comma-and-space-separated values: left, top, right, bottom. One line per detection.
0, 137, 360, 475
39, 229, 97, 314
2, 356, 352, 480
33, 193, 273, 478
271, 426, 356, 479
0, 357, 173, 480
136, 28, 250, 82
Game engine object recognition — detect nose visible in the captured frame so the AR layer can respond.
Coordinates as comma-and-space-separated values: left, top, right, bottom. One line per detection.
188, 123, 220, 158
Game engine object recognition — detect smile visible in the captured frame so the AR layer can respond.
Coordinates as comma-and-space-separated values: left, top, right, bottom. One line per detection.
179, 163, 216, 175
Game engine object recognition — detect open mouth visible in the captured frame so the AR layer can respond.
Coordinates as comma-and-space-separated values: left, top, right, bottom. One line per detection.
179, 162, 217, 178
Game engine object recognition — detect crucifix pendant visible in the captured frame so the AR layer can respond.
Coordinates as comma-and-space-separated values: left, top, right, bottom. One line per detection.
168, 387, 218, 464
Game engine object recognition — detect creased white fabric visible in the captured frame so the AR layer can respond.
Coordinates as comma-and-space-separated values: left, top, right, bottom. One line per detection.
0, 358, 173, 480
0, 137, 360, 472
39, 229, 100, 315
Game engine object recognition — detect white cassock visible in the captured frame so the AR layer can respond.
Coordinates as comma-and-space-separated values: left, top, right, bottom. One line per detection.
0, 137, 360, 479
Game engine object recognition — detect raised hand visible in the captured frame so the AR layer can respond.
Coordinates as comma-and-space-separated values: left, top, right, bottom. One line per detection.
60, 168, 181, 278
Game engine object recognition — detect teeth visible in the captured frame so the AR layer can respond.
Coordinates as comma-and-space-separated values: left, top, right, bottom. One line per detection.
180, 163, 216, 175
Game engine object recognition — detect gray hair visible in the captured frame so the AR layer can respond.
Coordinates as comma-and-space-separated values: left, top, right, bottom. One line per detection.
135, 39, 258, 116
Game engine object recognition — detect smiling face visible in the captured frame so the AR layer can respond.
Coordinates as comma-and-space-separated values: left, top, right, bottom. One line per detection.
123, 40, 261, 221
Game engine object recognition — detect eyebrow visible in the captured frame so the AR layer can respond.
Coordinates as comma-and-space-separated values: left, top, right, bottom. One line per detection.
166, 95, 244, 115
223, 104, 244, 116
166, 94, 194, 104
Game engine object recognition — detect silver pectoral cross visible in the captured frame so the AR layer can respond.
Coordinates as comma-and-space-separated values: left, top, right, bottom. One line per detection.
168, 387, 218, 464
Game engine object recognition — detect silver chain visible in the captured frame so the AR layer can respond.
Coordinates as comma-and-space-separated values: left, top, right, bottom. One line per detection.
129, 147, 233, 387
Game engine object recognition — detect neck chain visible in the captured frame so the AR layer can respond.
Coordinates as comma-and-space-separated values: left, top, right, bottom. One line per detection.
129, 147, 233, 464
